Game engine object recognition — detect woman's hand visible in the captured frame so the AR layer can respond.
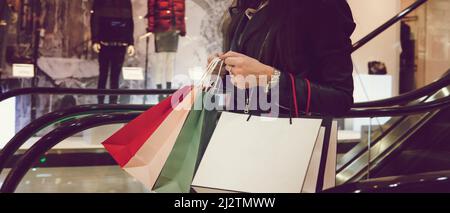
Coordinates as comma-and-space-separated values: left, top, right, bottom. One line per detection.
220, 51, 274, 88
207, 52, 226, 77
221, 51, 274, 78
207, 53, 223, 65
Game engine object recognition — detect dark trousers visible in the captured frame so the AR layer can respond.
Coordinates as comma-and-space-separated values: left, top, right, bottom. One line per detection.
97, 46, 126, 104
0, 3, 11, 71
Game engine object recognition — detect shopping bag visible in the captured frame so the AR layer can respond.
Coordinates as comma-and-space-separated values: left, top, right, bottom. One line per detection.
195, 99, 222, 172
122, 87, 200, 190
324, 121, 338, 190
102, 57, 224, 191
153, 91, 221, 193
301, 120, 337, 193
102, 86, 192, 167
191, 112, 333, 193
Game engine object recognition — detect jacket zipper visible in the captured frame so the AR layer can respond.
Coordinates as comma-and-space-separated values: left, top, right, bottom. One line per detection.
245, 89, 250, 114
233, 4, 273, 115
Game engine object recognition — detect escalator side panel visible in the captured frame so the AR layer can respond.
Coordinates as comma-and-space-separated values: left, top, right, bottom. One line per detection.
337, 112, 435, 185
337, 86, 450, 185
373, 107, 450, 177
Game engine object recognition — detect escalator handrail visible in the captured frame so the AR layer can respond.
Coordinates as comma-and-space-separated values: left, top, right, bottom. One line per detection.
0, 112, 141, 193
3, 94, 450, 192
1, 82, 449, 176
1, 71, 448, 109
2, 92, 450, 177
351, 0, 428, 52
353, 70, 450, 108
343, 95, 450, 118
0, 87, 177, 102
0, 104, 150, 175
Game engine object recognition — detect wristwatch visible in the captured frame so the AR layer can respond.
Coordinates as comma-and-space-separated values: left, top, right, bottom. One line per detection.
265, 68, 281, 93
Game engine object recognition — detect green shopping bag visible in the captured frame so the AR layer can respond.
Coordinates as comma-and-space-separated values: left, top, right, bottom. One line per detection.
195, 103, 221, 172
153, 91, 220, 193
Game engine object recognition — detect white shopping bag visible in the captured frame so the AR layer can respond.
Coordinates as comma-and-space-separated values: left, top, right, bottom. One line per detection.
302, 121, 337, 193
192, 112, 337, 193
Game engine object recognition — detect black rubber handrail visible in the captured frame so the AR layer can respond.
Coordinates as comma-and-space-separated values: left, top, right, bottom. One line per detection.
0, 88, 177, 102
0, 104, 150, 175
3, 94, 450, 192
343, 95, 450, 118
351, 0, 428, 52
0, 70, 447, 174
0, 112, 141, 193
1, 70, 448, 109
353, 70, 450, 108
2, 90, 449, 176
0, 79, 447, 179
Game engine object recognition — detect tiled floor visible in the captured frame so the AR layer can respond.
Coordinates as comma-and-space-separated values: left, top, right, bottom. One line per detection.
0, 166, 151, 193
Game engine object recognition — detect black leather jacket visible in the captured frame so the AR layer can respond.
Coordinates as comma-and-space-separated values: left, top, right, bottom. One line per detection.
225, 0, 356, 116
90, 0, 134, 45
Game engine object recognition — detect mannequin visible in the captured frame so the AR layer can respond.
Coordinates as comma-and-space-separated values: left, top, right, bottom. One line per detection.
91, 0, 135, 104
0, 1, 12, 73
147, 0, 186, 94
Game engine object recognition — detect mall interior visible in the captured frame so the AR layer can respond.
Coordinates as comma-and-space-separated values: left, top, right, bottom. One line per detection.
0, 0, 449, 193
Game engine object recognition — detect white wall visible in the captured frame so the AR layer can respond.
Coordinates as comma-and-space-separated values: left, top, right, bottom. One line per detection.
424, 0, 450, 84
348, 0, 401, 96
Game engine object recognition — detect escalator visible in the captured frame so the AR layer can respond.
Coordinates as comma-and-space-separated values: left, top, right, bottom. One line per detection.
372, 105, 450, 177
327, 99, 450, 192
0, 71, 449, 192
337, 75, 450, 184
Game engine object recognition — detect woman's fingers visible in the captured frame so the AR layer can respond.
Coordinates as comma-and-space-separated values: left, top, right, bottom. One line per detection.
220, 51, 244, 60
224, 56, 242, 67
228, 67, 244, 76
225, 65, 245, 76
207, 56, 213, 64
207, 53, 223, 64
225, 65, 234, 73
207, 55, 215, 65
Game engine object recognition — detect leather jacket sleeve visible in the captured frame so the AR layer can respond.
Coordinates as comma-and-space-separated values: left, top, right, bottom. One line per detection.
279, 0, 355, 116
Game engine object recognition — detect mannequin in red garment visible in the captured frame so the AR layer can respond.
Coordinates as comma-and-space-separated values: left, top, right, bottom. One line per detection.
147, 0, 186, 96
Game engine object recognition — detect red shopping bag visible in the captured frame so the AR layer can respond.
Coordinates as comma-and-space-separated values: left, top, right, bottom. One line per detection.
102, 86, 192, 167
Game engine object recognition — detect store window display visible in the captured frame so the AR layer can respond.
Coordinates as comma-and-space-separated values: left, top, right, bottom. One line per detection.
91, 0, 136, 104
0, 1, 13, 74
147, 0, 186, 93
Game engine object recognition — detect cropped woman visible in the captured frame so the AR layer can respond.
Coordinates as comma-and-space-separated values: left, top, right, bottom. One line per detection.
215, 0, 356, 116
